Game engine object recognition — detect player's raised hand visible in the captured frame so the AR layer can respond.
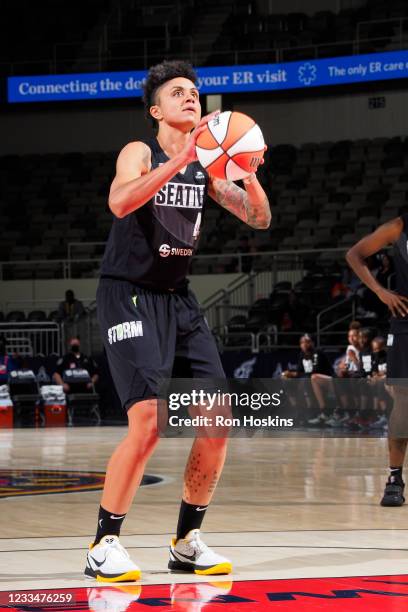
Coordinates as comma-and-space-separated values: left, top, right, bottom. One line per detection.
179, 110, 220, 165
377, 287, 408, 317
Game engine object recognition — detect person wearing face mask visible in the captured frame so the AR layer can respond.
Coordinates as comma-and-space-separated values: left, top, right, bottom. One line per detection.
53, 337, 99, 393
57, 289, 85, 323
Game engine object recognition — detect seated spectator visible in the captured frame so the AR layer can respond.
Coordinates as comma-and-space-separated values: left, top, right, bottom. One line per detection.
282, 334, 333, 425
334, 327, 361, 421
371, 336, 387, 378
53, 337, 98, 393
0, 338, 18, 384
356, 328, 376, 420
358, 328, 374, 378
369, 336, 390, 429
336, 327, 360, 377
331, 279, 349, 301
58, 290, 85, 322
279, 290, 309, 334
376, 253, 394, 289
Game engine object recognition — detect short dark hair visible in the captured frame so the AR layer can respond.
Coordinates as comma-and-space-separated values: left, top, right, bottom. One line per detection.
143, 60, 198, 126
360, 327, 373, 340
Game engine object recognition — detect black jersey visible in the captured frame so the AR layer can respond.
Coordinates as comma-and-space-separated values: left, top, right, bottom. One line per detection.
391, 212, 408, 331
100, 137, 208, 290
359, 348, 373, 377
296, 350, 333, 377
372, 349, 387, 375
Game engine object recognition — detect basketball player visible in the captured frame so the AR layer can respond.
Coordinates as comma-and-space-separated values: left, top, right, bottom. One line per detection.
84, 60, 271, 581
346, 215, 408, 506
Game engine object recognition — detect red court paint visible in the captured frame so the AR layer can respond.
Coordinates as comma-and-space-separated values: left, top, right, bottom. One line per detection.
2, 575, 408, 611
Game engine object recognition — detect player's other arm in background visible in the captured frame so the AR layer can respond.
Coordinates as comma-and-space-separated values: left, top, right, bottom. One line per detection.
208, 173, 271, 230
109, 111, 219, 218
346, 217, 408, 318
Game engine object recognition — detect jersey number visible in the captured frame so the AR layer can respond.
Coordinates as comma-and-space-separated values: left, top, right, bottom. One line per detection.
193, 212, 202, 240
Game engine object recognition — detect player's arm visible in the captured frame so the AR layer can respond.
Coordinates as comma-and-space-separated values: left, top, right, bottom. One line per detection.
347, 348, 359, 366
208, 174, 271, 229
109, 110, 220, 218
108, 141, 179, 218
346, 217, 408, 317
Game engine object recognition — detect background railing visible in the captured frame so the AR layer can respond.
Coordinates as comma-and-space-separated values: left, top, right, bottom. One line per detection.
0, 322, 61, 356
0, 245, 350, 281
0, 244, 385, 354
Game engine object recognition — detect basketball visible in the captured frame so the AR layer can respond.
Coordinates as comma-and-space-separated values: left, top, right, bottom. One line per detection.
195, 111, 265, 181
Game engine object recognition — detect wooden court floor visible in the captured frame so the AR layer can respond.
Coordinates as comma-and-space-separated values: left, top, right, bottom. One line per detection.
1, 427, 408, 610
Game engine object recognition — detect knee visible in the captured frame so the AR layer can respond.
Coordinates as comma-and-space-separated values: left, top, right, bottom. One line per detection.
127, 399, 160, 451
124, 428, 159, 457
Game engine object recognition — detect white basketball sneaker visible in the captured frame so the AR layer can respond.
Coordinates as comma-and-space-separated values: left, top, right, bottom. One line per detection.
84, 535, 141, 582
168, 529, 232, 575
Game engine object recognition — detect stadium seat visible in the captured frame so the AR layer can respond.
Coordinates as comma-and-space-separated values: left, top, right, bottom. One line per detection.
6, 311, 26, 322
27, 310, 47, 322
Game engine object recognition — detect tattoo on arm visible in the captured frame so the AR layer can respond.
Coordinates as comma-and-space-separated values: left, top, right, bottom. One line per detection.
208, 178, 270, 229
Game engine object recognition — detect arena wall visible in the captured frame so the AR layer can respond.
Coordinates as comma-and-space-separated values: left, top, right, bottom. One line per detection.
1, 87, 407, 155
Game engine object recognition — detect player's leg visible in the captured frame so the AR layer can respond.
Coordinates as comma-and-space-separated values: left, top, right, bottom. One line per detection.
310, 373, 332, 414
85, 399, 159, 582
308, 374, 332, 425
370, 378, 390, 428
381, 385, 408, 506
381, 333, 408, 506
169, 428, 231, 575
100, 399, 159, 515
168, 291, 232, 574
86, 280, 175, 581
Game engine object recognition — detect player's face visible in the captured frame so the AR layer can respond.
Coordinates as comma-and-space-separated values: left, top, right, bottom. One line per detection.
348, 330, 359, 346
300, 337, 313, 353
359, 332, 369, 348
152, 77, 201, 130
372, 339, 384, 352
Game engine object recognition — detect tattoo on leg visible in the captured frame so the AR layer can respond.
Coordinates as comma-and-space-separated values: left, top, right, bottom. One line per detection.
184, 452, 206, 499
208, 471, 218, 494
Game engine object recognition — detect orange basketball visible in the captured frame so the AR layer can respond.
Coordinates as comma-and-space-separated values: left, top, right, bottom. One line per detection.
195, 111, 265, 181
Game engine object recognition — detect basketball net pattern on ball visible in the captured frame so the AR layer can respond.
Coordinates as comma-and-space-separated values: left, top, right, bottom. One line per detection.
196, 111, 265, 181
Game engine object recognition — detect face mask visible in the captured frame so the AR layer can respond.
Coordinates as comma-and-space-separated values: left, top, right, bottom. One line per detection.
70, 344, 80, 353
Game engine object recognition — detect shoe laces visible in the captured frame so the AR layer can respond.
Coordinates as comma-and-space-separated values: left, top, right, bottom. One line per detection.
105, 537, 130, 560
188, 530, 210, 556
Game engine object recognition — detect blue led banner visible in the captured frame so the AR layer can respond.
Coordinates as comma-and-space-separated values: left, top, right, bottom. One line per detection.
7, 50, 408, 103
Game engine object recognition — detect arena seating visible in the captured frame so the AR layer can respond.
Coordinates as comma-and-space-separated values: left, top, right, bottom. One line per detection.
1, 0, 407, 75
0, 0, 109, 76
210, 0, 408, 64
1, 135, 406, 280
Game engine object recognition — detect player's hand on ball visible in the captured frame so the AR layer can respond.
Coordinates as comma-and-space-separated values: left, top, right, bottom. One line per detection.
180, 110, 221, 165
377, 287, 408, 317
258, 145, 268, 167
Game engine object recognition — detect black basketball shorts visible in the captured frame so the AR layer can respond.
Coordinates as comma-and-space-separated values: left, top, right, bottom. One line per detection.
96, 278, 225, 410
386, 331, 408, 383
